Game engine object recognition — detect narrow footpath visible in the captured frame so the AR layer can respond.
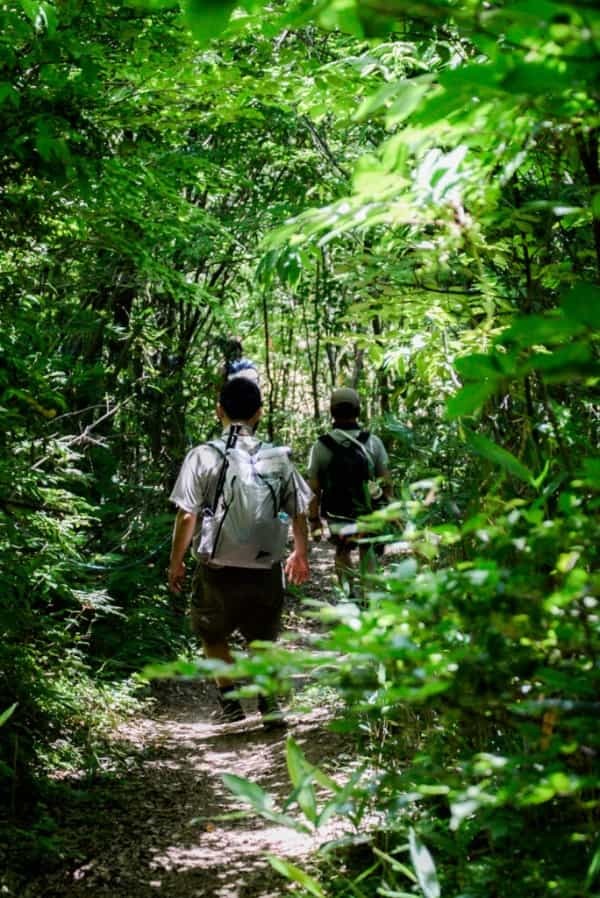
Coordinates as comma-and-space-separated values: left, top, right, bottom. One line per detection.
22, 542, 352, 898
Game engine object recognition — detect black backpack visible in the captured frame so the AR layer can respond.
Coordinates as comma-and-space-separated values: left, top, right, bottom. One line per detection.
318, 431, 374, 520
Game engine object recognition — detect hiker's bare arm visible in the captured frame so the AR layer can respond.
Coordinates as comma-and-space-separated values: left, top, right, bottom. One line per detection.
381, 468, 393, 500
285, 513, 310, 585
169, 509, 197, 593
308, 477, 322, 539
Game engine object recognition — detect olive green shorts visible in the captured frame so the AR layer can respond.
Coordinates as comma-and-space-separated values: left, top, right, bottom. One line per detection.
190, 562, 284, 645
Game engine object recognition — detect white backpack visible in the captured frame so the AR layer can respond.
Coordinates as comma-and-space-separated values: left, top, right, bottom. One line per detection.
197, 429, 291, 569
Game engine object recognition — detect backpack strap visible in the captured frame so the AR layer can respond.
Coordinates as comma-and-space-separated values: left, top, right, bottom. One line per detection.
320, 430, 374, 476
209, 424, 240, 514
318, 434, 339, 453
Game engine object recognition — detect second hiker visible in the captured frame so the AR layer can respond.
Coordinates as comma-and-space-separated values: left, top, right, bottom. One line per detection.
307, 387, 391, 596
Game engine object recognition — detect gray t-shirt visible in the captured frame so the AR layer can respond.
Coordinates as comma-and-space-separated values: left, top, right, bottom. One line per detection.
170, 428, 312, 519
307, 428, 389, 483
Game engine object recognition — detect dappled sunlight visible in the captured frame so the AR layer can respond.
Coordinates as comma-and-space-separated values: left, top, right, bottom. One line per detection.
151, 818, 345, 880
36, 703, 352, 897
25, 579, 354, 898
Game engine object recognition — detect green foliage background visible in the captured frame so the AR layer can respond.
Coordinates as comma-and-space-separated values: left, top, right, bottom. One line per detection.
1, 0, 598, 893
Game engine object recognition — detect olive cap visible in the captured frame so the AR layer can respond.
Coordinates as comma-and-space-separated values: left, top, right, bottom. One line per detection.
330, 387, 360, 411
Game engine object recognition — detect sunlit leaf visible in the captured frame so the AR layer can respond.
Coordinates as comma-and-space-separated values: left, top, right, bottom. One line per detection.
465, 428, 535, 486
386, 80, 431, 126
0, 703, 18, 728
126, 0, 178, 8
182, 0, 236, 41
586, 840, 600, 888
286, 735, 308, 789
268, 855, 327, 898
453, 352, 504, 380
222, 773, 274, 813
525, 342, 594, 379
499, 314, 583, 347
408, 828, 440, 898
286, 738, 318, 823
373, 846, 417, 882
446, 381, 497, 418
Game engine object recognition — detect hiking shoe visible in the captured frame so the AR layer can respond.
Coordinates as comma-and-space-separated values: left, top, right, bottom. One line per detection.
258, 694, 287, 731
216, 688, 245, 724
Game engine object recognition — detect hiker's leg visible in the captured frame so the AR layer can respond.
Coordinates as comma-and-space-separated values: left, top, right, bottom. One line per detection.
239, 564, 286, 729
335, 542, 355, 596
357, 543, 378, 605
190, 564, 245, 720
239, 564, 284, 645
201, 639, 234, 688
202, 639, 245, 720
358, 543, 377, 575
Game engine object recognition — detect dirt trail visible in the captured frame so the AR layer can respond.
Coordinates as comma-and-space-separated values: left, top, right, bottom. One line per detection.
21, 542, 351, 898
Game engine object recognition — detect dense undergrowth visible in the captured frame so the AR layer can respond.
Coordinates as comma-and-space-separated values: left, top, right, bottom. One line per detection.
214, 450, 599, 897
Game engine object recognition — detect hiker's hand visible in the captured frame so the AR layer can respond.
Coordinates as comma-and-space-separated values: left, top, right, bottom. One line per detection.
170, 592, 187, 617
285, 551, 310, 585
168, 560, 186, 594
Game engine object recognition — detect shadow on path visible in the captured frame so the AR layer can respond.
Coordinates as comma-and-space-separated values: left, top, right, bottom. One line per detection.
22, 543, 353, 898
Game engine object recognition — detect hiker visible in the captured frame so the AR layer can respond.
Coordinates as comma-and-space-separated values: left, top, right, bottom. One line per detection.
220, 336, 260, 386
307, 387, 391, 597
168, 377, 311, 727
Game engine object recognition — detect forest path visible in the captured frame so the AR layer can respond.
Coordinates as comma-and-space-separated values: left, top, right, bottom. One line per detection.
22, 542, 353, 898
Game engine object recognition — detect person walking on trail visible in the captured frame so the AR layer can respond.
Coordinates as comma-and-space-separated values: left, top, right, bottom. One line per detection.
307, 387, 391, 597
168, 377, 311, 728
220, 336, 260, 386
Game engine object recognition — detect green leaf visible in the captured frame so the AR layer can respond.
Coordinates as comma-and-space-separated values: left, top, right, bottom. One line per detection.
222, 772, 312, 833
582, 458, 600, 487
501, 61, 572, 96
450, 796, 480, 830
408, 828, 440, 898
453, 352, 504, 380
268, 856, 326, 898
385, 80, 431, 126
446, 381, 496, 419
286, 736, 307, 790
182, 0, 236, 41
140, 659, 217, 679
0, 83, 20, 107
586, 839, 600, 888
354, 82, 405, 121
561, 283, 600, 330
378, 891, 417, 898
276, 249, 303, 287
383, 416, 414, 443
0, 703, 18, 728
126, 0, 178, 7
318, 2, 365, 36
438, 61, 501, 93
465, 429, 535, 486
372, 846, 417, 882
499, 314, 583, 347
525, 342, 594, 378
221, 773, 274, 813
286, 738, 318, 823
